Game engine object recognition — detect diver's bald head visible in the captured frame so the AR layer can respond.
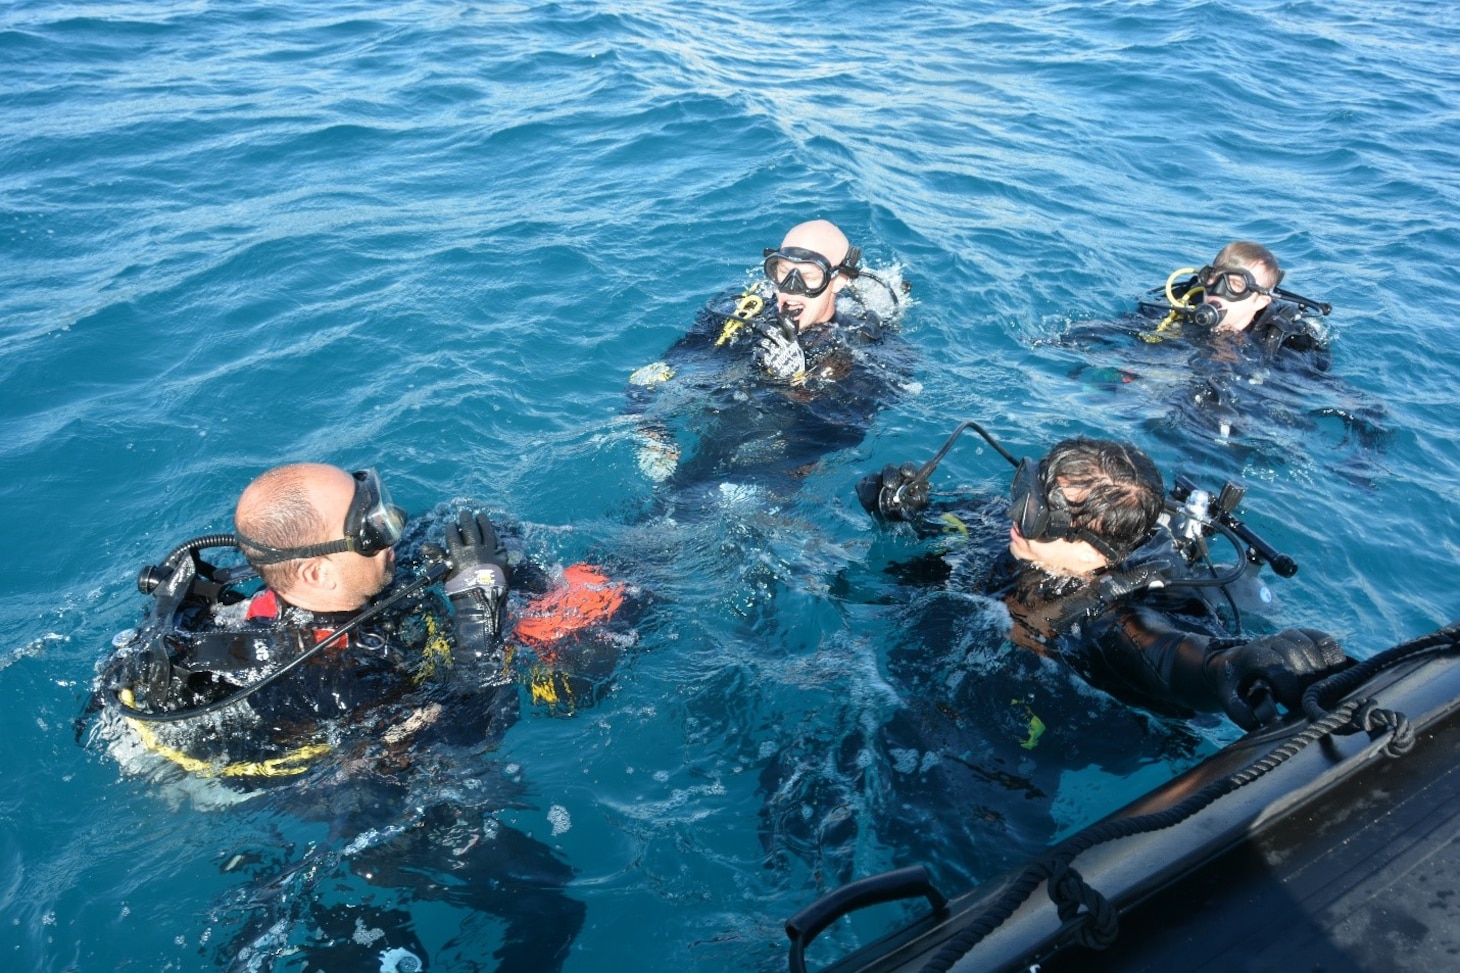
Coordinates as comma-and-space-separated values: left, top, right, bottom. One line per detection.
780, 219, 851, 266
235, 463, 353, 592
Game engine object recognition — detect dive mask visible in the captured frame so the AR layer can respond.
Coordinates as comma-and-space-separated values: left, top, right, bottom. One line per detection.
237, 468, 407, 565
1197, 264, 1271, 302
1008, 459, 1121, 562
762, 245, 861, 298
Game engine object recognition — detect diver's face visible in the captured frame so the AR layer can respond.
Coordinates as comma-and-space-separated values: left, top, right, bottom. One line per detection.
1201, 263, 1272, 332
329, 546, 397, 606
1008, 524, 1105, 578
314, 470, 397, 606
764, 246, 845, 329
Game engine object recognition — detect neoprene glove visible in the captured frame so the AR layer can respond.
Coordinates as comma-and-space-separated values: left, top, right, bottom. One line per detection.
855, 463, 929, 521
442, 511, 511, 681
754, 314, 807, 380
1218, 628, 1349, 729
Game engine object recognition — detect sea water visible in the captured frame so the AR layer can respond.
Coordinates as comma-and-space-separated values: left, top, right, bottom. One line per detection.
3, 1, 1459, 970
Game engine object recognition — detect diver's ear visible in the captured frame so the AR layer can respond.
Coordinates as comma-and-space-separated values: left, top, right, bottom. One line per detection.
1071, 540, 1110, 576
296, 556, 336, 593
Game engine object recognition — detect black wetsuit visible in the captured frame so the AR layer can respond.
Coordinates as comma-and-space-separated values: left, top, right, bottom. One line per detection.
94, 527, 627, 973
1058, 285, 1387, 484
758, 506, 1226, 895
628, 282, 911, 500
984, 530, 1252, 722
759, 486, 1326, 897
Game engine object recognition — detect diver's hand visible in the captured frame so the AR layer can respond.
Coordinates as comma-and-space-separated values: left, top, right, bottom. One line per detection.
1220, 628, 1349, 729
443, 511, 509, 602
755, 322, 806, 379
440, 511, 511, 610
443, 511, 511, 682
855, 463, 928, 521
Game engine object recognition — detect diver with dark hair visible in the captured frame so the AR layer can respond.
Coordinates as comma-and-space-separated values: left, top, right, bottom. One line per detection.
85, 462, 636, 973
625, 219, 912, 502
858, 429, 1352, 729
754, 430, 1353, 896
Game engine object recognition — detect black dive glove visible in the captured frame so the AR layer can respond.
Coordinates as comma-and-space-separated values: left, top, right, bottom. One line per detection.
855, 463, 929, 521
443, 511, 511, 684
1217, 628, 1349, 729
754, 313, 807, 380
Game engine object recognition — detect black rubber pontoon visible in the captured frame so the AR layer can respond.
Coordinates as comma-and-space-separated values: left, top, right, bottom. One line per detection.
786, 624, 1460, 973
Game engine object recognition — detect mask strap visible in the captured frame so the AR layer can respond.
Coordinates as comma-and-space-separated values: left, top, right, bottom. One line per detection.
235, 530, 351, 565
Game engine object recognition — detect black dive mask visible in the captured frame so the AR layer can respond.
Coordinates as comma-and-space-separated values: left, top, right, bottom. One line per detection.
237, 468, 406, 565
1198, 264, 1270, 301
762, 245, 861, 298
1008, 459, 1121, 562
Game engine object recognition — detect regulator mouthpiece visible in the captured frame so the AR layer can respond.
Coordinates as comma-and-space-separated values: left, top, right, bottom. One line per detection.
1191, 302, 1224, 328
777, 307, 802, 338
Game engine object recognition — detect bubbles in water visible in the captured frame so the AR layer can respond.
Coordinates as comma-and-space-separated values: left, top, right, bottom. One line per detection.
353, 918, 385, 946
889, 748, 921, 774
378, 946, 423, 973
548, 804, 571, 835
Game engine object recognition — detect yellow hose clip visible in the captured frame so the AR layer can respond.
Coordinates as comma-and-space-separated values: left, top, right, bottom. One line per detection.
1141, 266, 1201, 343
715, 286, 767, 347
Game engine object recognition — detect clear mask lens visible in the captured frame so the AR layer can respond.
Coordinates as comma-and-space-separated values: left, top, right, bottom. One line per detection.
349, 469, 406, 556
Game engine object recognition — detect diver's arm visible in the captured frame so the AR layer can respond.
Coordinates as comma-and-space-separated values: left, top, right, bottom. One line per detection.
1079, 604, 1249, 721
1087, 605, 1348, 730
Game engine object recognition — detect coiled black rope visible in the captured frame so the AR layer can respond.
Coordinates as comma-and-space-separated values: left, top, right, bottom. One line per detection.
1303, 622, 1460, 722
1299, 622, 1460, 757
1046, 860, 1118, 949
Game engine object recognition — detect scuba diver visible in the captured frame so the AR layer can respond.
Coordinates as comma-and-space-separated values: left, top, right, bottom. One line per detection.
857, 425, 1353, 729
1137, 241, 1332, 368
1057, 242, 1386, 483
756, 428, 1355, 897
83, 462, 634, 973
625, 219, 912, 503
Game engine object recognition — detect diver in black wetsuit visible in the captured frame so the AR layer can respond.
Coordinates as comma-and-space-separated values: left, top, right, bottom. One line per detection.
860, 433, 1352, 729
1057, 242, 1386, 483
626, 219, 911, 502
758, 434, 1356, 895
760, 434, 1352, 896
1145, 241, 1331, 368
88, 463, 632, 973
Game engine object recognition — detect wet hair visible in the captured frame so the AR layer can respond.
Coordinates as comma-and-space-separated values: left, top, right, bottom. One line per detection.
235, 468, 330, 593
1041, 437, 1163, 562
1213, 241, 1283, 292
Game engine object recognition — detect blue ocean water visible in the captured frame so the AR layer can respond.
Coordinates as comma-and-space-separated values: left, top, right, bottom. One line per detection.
4, 1, 1459, 970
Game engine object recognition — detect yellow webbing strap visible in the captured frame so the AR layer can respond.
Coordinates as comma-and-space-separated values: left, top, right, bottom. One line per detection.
119, 688, 330, 779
